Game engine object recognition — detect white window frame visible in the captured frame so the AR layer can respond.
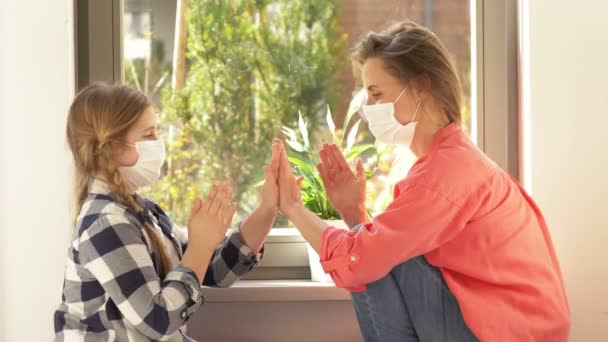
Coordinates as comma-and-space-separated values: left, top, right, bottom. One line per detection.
472, 0, 520, 178
76, 0, 520, 280
74, 0, 123, 89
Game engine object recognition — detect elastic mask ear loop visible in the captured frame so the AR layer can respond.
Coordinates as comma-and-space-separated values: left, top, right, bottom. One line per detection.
393, 84, 409, 104
117, 140, 137, 149
410, 99, 422, 123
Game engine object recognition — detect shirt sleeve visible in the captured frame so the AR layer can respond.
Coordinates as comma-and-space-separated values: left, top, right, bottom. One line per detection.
78, 214, 203, 341
319, 184, 472, 291
171, 220, 264, 288
202, 227, 264, 287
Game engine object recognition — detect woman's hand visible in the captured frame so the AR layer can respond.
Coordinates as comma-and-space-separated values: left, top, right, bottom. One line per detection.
259, 139, 282, 213
275, 140, 331, 253
318, 144, 369, 227
187, 182, 237, 251
277, 140, 304, 217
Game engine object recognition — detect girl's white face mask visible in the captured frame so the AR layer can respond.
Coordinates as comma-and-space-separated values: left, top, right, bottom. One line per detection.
362, 85, 422, 147
119, 140, 166, 192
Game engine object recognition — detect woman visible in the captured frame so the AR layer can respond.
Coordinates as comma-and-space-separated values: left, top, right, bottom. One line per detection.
54, 83, 281, 341
276, 21, 570, 341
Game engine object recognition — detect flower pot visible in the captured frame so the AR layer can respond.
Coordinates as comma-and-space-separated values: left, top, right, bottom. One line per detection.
307, 219, 349, 282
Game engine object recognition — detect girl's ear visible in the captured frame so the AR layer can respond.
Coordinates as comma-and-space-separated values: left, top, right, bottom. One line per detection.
112, 141, 139, 167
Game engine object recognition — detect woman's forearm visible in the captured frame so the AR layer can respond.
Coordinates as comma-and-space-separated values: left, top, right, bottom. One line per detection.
339, 205, 372, 229
239, 205, 277, 252
285, 204, 330, 253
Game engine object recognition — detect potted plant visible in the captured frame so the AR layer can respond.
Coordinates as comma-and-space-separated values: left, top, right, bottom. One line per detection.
282, 90, 377, 281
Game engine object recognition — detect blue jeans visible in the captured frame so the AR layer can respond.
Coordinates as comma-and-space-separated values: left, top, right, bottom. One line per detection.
351, 256, 478, 342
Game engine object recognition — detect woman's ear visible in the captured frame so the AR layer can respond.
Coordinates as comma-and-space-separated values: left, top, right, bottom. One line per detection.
410, 74, 432, 101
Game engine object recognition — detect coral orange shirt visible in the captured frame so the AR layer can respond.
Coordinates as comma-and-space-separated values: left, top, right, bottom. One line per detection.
320, 123, 570, 341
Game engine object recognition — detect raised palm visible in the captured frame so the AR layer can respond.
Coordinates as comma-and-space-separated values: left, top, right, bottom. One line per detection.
259, 140, 282, 212
317, 144, 367, 221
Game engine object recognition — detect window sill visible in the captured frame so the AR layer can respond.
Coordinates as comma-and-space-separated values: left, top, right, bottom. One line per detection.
266, 227, 305, 241
201, 280, 351, 302
248, 228, 309, 271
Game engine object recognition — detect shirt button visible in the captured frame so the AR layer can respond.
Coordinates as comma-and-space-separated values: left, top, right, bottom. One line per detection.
350, 255, 357, 262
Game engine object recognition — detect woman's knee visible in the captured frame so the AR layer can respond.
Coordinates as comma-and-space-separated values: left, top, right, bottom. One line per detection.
391, 255, 445, 286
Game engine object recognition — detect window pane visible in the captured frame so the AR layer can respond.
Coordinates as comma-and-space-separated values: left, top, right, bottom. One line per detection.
337, 0, 473, 214
122, 0, 472, 227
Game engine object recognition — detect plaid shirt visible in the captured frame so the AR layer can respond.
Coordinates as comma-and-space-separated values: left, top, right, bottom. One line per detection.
54, 179, 263, 341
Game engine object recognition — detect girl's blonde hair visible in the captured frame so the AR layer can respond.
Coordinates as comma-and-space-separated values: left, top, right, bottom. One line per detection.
66, 83, 171, 277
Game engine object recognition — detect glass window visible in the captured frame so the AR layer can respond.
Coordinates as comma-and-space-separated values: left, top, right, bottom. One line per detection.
122, 0, 473, 228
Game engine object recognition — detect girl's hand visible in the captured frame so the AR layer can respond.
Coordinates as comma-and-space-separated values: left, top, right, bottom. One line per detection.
259, 139, 282, 213
187, 182, 237, 251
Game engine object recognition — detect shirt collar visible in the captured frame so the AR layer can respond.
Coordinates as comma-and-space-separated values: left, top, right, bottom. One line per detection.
88, 178, 112, 195
88, 178, 141, 194
428, 122, 461, 152
88, 177, 149, 221
408, 122, 462, 170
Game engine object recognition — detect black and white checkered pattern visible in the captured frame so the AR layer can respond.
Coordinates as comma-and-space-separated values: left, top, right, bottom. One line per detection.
54, 179, 263, 341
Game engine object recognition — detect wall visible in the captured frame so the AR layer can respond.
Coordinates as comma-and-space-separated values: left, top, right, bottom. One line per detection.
521, 0, 608, 340
0, 0, 74, 340
189, 301, 362, 342
1, 0, 607, 341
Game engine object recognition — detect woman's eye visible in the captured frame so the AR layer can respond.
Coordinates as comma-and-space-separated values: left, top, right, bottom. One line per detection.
372, 94, 381, 100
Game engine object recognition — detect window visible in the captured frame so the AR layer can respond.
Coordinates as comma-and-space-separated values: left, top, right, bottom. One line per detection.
120, 0, 474, 226
76, 0, 518, 280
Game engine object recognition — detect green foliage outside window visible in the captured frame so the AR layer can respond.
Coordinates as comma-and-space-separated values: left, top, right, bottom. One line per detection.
129, 0, 347, 226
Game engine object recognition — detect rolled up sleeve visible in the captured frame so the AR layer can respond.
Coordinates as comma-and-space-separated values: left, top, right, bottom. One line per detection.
319, 185, 470, 291
202, 228, 264, 288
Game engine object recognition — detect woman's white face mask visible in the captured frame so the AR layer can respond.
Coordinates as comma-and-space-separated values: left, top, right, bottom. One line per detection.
119, 140, 166, 192
362, 85, 422, 147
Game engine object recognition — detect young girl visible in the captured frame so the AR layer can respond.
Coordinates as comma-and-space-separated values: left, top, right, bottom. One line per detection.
54, 83, 282, 341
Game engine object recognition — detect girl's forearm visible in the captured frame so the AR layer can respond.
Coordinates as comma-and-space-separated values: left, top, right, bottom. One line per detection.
181, 243, 214, 283
239, 205, 277, 252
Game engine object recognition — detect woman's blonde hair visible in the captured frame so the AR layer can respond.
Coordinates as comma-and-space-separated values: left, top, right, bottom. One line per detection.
352, 20, 463, 124
66, 83, 171, 277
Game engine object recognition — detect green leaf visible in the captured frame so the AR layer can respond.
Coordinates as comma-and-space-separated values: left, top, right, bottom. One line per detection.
326, 105, 336, 138
345, 144, 376, 160
342, 88, 367, 135
281, 126, 298, 142
288, 156, 316, 176
345, 119, 361, 153
252, 178, 265, 187
285, 139, 305, 152
298, 110, 310, 147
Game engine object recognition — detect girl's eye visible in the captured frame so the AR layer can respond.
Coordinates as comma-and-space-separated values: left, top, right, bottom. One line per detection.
372, 93, 381, 100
